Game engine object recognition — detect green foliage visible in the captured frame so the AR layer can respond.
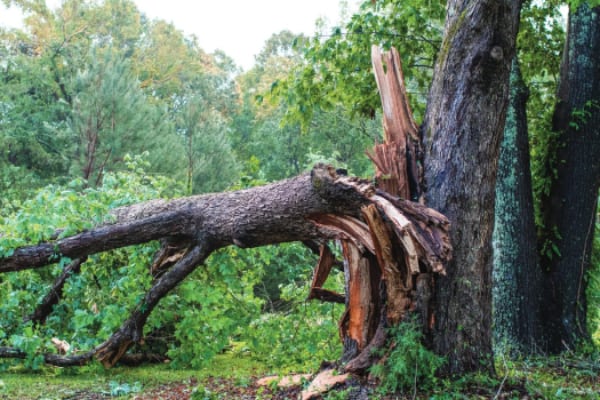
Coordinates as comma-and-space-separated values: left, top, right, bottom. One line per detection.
242, 267, 344, 372
175, 96, 241, 194
569, 100, 600, 131
520, 1, 565, 216
103, 380, 142, 396
370, 318, 444, 395
0, 157, 182, 365
67, 48, 175, 184
162, 247, 265, 369
568, 0, 600, 8
8, 323, 46, 370
0, 0, 242, 190
273, 0, 445, 129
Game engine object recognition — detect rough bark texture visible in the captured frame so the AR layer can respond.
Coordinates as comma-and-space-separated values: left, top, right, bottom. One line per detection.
0, 170, 365, 274
422, 0, 522, 374
539, 3, 600, 351
492, 58, 542, 353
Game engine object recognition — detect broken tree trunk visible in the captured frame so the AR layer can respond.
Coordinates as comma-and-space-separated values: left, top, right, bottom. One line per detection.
306, 46, 439, 378
0, 164, 450, 368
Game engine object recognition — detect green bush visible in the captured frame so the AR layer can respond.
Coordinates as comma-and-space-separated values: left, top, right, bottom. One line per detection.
242, 268, 345, 372
370, 318, 445, 395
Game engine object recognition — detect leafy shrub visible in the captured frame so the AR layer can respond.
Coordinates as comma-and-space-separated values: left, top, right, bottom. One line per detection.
242, 268, 344, 372
0, 156, 182, 368
370, 318, 445, 395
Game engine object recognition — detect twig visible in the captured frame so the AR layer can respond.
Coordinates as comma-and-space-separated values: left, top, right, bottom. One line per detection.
493, 353, 509, 400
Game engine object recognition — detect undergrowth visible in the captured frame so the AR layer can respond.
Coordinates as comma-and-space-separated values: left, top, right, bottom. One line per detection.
369, 318, 444, 396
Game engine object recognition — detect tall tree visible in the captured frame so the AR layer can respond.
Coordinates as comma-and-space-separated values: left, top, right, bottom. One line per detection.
422, 0, 522, 373
538, 2, 600, 351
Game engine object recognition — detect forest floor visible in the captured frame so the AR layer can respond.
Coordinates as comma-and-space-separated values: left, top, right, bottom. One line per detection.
0, 352, 598, 399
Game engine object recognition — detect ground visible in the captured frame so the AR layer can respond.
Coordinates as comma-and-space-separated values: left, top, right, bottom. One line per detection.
0, 352, 598, 399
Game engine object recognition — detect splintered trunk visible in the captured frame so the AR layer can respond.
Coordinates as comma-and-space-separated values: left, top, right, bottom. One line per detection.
492, 58, 542, 352
539, 3, 600, 351
422, 0, 522, 374
313, 46, 440, 373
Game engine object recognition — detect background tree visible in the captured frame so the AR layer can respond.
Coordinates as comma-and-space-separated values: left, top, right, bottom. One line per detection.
492, 57, 542, 353
68, 49, 172, 185
537, 2, 600, 350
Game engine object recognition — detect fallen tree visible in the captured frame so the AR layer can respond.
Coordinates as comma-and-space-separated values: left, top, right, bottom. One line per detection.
0, 48, 453, 390
0, 163, 451, 369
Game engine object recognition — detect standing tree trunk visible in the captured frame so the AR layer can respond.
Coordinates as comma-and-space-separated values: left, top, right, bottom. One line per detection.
422, 0, 522, 374
539, 3, 600, 351
492, 58, 542, 353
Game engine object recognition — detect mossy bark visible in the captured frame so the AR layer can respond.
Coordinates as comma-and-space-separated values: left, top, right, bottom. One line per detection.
492, 58, 542, 353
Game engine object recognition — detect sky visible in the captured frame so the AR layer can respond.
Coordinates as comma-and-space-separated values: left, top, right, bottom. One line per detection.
0, 0, 360, 70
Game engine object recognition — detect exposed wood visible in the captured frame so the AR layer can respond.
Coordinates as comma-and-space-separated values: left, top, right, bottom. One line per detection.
341, 241, 379, 352
368, 46, 423, 201
362, 204, 412, 324
309, 244, 336, 290
333, 46, 445, 380
344, 319, 387, 373
300, 369, 350, 400
150, 239, 191, 278
256, 374, 312, 388
51, 338, 71, 354
308, 214, 375, 254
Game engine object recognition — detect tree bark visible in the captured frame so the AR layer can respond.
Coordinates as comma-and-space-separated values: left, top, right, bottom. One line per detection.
422, 0, 522, 374
0, 169, 367, 274
24, 257, 86, 325
539, 3, 600, 351
492, 58, 542, 353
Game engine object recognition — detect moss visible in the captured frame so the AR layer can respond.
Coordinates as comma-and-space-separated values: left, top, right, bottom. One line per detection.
437, 8, 469, 67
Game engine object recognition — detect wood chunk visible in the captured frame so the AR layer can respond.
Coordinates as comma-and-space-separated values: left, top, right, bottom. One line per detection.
301, 369, 350, 400
256, 374, 312, 388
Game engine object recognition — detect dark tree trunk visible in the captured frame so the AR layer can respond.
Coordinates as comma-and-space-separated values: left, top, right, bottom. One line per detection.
492, 58, 542, 353
539, 3, 600, 351
24, 257, 86, 325
422, 0, 522, 374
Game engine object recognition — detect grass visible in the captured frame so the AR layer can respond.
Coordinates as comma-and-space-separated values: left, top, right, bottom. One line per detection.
0, 351, 598, 399
0, 352, 272, 399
